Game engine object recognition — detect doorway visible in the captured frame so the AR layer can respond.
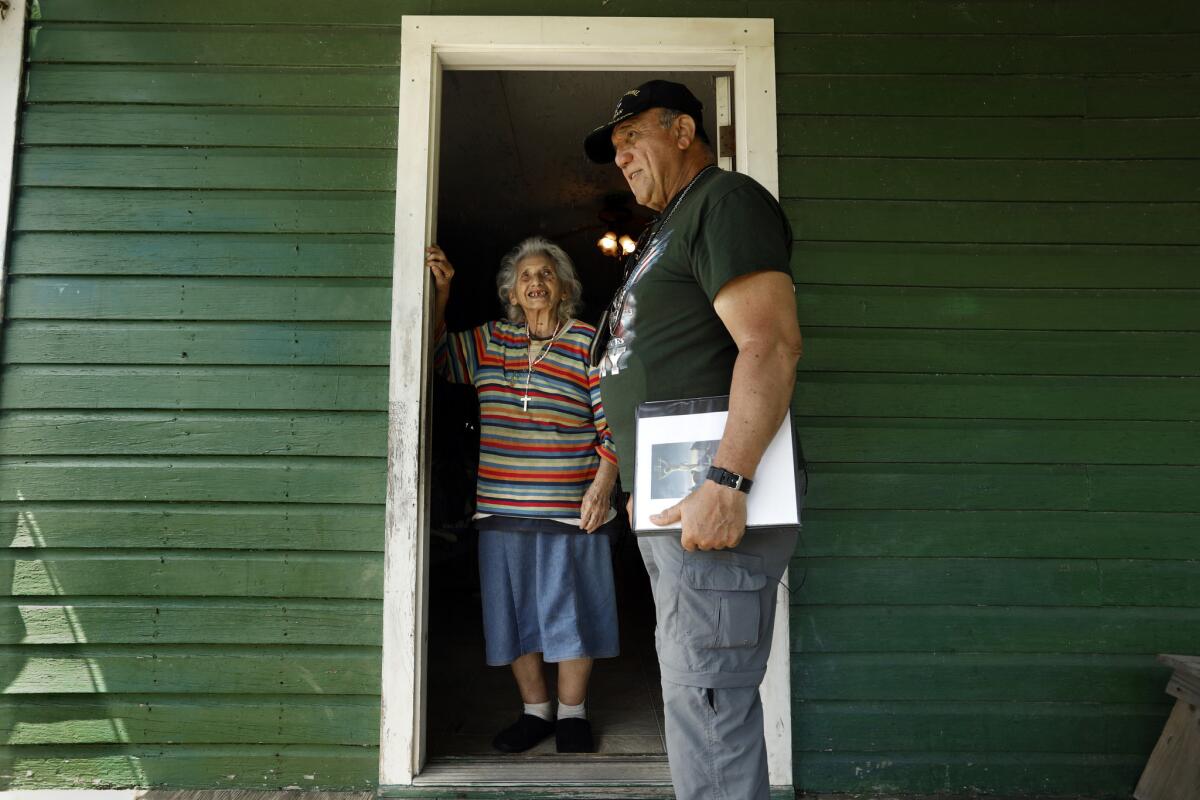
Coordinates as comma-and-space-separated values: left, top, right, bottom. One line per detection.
424, 70, 724, 766
381, 15, 788, 795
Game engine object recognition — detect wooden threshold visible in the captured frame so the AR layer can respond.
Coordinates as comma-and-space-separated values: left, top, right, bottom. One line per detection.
381, 758, 792, 798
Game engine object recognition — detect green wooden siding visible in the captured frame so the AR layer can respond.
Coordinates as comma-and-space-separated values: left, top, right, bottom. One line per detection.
1, 0, 396, 791
2, 0, 1199, 796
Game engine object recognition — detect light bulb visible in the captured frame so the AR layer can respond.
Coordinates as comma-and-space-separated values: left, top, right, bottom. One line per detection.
597, 231, 619, 257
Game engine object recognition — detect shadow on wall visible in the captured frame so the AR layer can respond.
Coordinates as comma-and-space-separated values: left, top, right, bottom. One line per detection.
1, 495, 384, 790
2, 497, 148, 788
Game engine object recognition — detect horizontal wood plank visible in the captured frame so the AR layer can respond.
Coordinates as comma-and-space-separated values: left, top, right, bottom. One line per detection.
796, 285, 1200, 331
18, 146, 397, 190
778, 74, 1200, 118
789, 606, 1200, 653
801, 328, 1200, 376
791, 242, 1200, 289
780, 74, 1081, 117
0, 366, 387, 410
21, 105, 397, 148
25, 64, 399, 108
805, 463, 1200, 513
1100, 560, 1200, 608
0, 644, 381, 694
5, 276, 392, 320
4, 550, 384, 599
0, 503, 384, 550
1088, 465, 1200, 515
792, 558, 1200, 607
776, 34, 1200, 75
792, 373, 1200, 421
782, 157, 1200, 203
791, 751, 1143, 796
761, 1, 1200, 34
14, 188, 394, 234
1, 598, 382, 645
28, 24, 405, 67
0, 694, 379, 745
0, 743, 377, 790
7, 232, 394, 277
791, 700, 1166, 754
785, 199, 1200, 245
797, 510, 1200, 560
798, 417, 1200, 464
0, 411, 386, 456
792, 653, 1171, 702
0, 457, 386, 504
781, 116, 1200, 159
32, 0, 428, 24
2, 321, 390, 364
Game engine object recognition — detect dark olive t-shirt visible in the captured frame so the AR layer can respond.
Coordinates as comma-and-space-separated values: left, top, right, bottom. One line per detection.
598, 168, 794, 486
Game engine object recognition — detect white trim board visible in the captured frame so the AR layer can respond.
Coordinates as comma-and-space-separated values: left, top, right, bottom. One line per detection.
383, 14, 790, 793
0, 0, 27, 324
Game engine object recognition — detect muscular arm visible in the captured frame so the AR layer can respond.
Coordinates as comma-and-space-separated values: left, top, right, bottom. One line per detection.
649, 269, 801, 550
711, 269, 802, 478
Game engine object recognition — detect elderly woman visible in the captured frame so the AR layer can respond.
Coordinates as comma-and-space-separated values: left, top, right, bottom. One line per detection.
427, 236, 619, 755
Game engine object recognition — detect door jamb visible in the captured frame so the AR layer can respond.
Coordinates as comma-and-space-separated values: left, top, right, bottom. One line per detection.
0, 0, 28, 325
382, 14, 789, 791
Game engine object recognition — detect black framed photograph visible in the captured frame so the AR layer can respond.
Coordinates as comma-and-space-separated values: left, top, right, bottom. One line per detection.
633, 395, 802, 533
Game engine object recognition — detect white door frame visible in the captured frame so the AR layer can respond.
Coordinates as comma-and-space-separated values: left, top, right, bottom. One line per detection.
382, 15, 790, 791
0, 0, 28, 324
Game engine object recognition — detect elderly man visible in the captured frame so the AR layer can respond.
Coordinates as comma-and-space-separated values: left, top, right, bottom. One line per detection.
584, 80, 804, 799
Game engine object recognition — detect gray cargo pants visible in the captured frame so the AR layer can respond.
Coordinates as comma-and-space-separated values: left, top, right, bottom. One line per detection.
638, 528, 798, 800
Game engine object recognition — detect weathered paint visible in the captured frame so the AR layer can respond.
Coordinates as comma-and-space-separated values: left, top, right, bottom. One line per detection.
1, 0, 1198, 796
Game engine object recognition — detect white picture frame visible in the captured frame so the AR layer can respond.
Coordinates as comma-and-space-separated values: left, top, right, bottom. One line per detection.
633, 396, 801, 532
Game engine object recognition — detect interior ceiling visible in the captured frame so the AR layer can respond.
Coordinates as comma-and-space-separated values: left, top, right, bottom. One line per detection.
436, 70, 723, 326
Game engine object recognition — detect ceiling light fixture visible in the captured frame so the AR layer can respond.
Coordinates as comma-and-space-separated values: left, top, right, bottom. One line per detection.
597, 231, 621, 258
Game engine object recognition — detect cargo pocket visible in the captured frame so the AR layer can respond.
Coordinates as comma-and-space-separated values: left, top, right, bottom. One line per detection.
674, 551, 767, 650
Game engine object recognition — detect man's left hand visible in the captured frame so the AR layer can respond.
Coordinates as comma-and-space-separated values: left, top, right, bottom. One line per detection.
650, 480, 747, 551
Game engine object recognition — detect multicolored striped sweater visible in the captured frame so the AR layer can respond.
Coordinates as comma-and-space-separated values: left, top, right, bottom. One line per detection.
434, 318, 618, 520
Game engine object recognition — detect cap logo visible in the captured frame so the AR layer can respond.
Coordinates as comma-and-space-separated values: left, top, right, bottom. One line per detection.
611, 88, 641, 121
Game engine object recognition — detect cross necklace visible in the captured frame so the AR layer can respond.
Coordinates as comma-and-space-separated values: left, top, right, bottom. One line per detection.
520, 319, 568, 412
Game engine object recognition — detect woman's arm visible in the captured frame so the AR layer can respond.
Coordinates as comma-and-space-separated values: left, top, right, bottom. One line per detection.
580, 457, 618, 533
427, 244, 453, 332
427, 245, 484, 385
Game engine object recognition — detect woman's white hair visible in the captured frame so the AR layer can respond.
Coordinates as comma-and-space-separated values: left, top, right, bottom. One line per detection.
496, 236, 583, 324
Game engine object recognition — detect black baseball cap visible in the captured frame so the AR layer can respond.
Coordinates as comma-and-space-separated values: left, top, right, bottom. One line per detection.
583, 79, 710, 164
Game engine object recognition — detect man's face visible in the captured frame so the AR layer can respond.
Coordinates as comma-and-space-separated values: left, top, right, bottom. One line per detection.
611, 109, 687, 212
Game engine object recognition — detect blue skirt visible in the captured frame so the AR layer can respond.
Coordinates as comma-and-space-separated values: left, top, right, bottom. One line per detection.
477, 522, 620, 666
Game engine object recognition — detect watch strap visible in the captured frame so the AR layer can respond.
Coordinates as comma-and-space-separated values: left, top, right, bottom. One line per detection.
706, 465, 753, 493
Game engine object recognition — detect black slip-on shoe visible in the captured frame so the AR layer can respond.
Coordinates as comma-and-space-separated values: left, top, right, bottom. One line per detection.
491, 713, 555, 753
554, 717, 595, 753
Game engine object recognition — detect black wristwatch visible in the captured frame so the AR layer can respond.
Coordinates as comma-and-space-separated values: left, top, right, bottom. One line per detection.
706, 466, 753, 493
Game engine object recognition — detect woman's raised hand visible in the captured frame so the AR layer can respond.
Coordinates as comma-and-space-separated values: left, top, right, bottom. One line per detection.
426, 245, 455, 298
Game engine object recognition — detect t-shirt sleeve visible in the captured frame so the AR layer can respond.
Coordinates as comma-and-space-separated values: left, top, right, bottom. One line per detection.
690, 182, 793, 303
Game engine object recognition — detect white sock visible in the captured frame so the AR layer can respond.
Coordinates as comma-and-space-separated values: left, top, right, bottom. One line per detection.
557, 699, 586, 720
524, 700, 552, 721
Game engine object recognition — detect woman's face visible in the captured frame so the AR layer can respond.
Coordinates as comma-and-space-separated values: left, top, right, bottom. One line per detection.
509, 255, 563, 319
